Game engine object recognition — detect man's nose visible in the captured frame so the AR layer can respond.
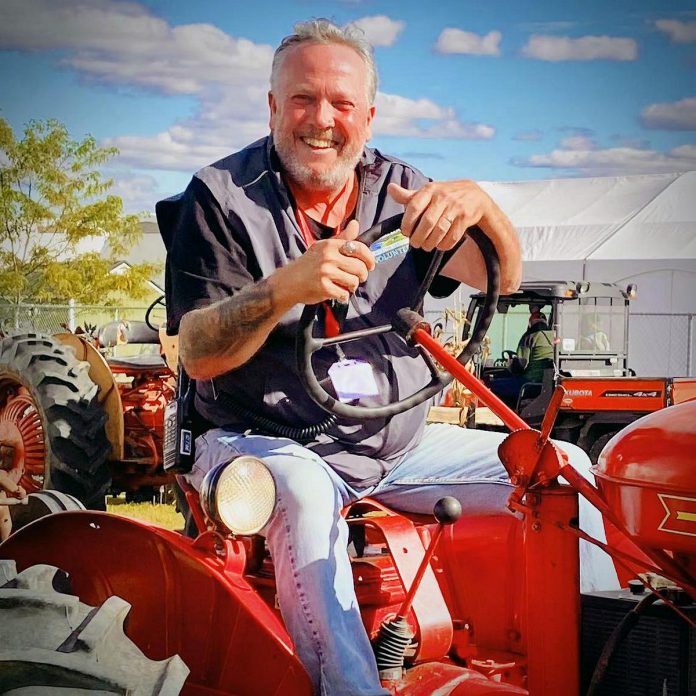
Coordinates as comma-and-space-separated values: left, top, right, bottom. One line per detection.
312, 99, 335, 129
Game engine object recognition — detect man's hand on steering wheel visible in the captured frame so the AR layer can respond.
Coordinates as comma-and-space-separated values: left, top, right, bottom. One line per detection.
296, 212, 500, 420
387, 179, 521, 295
281, 220, 375, 305
388, 180, 492, 253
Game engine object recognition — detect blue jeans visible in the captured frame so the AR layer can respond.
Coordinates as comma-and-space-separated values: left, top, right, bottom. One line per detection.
187, 423, 618, 696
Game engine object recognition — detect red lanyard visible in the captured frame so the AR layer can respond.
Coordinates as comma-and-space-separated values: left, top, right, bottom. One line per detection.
294, 206, 338, 249
293, 207, 342, 338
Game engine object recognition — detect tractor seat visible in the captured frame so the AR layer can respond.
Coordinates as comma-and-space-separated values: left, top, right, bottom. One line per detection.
106, 354, 169, 371
98, 320, 161, 348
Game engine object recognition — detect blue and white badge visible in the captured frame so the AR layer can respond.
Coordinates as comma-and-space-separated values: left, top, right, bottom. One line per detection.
328, 359, 380, 403
370, 230, 409, 264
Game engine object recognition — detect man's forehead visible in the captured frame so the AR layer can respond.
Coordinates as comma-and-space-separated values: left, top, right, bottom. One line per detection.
278, 42, 367, 84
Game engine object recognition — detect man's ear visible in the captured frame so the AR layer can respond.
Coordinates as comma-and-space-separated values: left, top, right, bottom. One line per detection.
268, 91, 277, 130
365, 104, 376, 140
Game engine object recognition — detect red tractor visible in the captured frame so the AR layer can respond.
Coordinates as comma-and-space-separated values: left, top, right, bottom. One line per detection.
0, 312, 177, 509
1, 218, 694, 694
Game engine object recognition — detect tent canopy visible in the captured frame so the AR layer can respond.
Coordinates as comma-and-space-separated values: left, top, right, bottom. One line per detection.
480, 171, 696, 262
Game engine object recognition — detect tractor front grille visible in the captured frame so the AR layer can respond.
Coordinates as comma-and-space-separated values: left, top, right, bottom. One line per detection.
581, 589, 696, 695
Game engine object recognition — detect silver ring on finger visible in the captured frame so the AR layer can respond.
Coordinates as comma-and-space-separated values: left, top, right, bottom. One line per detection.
340, 240, 358, 256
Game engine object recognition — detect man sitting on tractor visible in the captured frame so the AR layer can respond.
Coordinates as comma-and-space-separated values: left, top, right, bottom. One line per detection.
165, 19, 619, 696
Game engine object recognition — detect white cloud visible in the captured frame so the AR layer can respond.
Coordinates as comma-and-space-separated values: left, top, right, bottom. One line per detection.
521, 34, 637, 61
105, 84, 271, 171
655, 19, 696, 43
670, 143, 696, 159
350, 16, 405, 47
559, 135, 597, 150
0, 0, 273, 94
374, 92, 495, 139
435, 28, 501, 56
514, 139, 696, 175
108, 172, 161, 215
610, 135, 651, 149
641, 97, 696, 131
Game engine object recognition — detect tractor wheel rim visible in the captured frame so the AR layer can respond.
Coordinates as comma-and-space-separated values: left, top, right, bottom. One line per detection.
0, 387, 47, 493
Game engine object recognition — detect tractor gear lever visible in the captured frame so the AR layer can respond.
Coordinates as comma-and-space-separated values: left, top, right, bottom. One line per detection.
373, 496, 462, 681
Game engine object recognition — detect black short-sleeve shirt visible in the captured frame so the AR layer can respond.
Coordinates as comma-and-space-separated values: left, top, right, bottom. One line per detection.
160, 136, 458, 488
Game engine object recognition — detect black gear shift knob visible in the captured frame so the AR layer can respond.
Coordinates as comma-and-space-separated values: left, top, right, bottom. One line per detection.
433, 496, 462, 525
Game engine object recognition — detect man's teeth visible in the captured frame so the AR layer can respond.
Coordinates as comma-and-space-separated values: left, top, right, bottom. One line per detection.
303, 137, 334, 148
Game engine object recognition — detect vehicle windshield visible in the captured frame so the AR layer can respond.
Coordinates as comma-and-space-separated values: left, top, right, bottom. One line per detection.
477, 303, 553, 366
557, 298, 625, 356
466, 294, 628, 371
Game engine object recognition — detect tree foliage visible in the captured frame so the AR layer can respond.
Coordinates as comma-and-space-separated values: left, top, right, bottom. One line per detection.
0, 118, 159, 306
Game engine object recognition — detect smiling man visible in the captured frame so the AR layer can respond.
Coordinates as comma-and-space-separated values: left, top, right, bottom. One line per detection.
270, 40, 373, 199
164, 19, 615, 696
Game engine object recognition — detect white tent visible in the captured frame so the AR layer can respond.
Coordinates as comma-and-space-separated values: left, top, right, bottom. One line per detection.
461, 171, 696, 376
479, 171, 696, 317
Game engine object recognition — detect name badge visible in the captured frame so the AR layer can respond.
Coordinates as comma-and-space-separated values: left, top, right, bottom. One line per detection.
328, 359, 379, 403
371, 230, 409, 264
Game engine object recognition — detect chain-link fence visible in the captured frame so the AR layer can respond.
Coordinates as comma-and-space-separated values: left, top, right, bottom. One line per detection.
424, 307, 695, 378
0, 302, 166, 336
2, 303, 694, 377
629, 313, 695, 377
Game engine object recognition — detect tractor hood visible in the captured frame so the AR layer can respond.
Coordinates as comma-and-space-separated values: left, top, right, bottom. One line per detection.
593, 400, 696, 557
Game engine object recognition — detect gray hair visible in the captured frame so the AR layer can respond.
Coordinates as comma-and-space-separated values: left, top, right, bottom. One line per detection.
271, 19, 378, 104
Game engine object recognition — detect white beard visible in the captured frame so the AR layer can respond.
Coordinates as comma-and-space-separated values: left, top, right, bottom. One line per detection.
273, 130, 363, 191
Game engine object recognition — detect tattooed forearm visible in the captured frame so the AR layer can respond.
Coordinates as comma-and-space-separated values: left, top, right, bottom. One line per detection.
179, 279, 277, 377
215, 280, 275, 353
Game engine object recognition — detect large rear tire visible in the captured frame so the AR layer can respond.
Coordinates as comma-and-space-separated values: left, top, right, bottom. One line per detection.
0, 333, 111, 509
0, 560, 189, 694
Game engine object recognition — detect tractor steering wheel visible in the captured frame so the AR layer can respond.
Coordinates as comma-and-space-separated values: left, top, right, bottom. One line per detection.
502, 349, 517, 362
145, 294, 166, 332
295, 213, 500, 420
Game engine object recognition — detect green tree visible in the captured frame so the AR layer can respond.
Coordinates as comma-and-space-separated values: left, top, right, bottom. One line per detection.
0, 118, 159, 311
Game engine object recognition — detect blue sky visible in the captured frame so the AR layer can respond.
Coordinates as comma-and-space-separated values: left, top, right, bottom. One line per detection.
1, 0, 694, 215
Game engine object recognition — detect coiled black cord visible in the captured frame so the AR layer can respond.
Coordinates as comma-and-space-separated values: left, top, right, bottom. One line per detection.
214, 390, 337, 443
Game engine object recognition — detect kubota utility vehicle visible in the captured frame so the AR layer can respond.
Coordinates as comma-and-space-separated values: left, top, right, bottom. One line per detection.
0, 216, 694, 695
461, 281, 696, 462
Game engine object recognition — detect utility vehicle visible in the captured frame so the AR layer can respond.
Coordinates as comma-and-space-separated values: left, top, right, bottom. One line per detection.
462, 280, 696, 461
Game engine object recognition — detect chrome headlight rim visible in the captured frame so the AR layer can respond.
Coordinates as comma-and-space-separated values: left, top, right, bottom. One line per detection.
200, 455, 276, 536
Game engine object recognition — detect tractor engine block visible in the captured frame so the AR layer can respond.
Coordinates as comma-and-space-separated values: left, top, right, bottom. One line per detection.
110, 363, 175, 493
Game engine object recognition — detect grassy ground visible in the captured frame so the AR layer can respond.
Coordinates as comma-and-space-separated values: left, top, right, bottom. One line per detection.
106, 497, 184, 531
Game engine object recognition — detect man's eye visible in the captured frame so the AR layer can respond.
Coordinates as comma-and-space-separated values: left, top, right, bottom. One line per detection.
293, 95, 312, 104
334, 101, 354, 110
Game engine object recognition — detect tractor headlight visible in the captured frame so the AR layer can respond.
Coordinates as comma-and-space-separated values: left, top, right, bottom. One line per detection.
200, 456, 276, 535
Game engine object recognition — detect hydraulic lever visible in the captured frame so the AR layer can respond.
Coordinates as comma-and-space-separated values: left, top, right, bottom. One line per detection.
373, 496, 462, 681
